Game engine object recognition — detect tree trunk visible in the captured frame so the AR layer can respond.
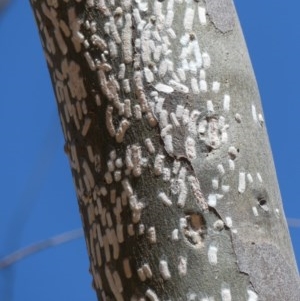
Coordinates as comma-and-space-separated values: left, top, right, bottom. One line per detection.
29, 0, 299, 300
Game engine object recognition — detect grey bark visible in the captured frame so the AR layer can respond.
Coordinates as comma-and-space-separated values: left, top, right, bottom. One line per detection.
29, 0, 300, 300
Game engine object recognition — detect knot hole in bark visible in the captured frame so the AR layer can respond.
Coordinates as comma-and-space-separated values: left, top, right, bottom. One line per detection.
183, 211, 207, 247
254, 188, 270, 212
257, 197, 269, 212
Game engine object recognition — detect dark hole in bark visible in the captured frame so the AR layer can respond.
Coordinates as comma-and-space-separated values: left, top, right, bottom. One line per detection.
253, 188, 270, 212
257, 197, 269, 212
189, 33, 196, 41
258, 198, 267, 206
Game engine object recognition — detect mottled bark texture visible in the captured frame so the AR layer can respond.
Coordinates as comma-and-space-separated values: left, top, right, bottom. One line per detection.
30, 0, 299, 300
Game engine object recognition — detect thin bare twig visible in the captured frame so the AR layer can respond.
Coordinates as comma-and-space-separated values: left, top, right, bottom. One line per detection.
288, 218, 300, 228
0, 228, 83, 269
1, 218, 299, 270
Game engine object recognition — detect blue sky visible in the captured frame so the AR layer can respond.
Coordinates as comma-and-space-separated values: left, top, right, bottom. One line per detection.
0, 1, 299, 300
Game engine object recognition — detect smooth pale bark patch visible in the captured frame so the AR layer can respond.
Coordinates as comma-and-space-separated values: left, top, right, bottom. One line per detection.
233, 236, 300, 301
206, 0, 236, 32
